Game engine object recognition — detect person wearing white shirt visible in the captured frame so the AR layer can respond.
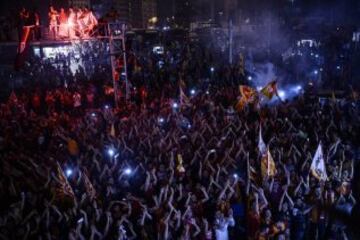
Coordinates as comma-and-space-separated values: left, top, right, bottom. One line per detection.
214, 209, 235, 240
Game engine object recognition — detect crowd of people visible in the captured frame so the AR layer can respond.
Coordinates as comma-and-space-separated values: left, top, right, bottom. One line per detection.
1, 32, 360, 240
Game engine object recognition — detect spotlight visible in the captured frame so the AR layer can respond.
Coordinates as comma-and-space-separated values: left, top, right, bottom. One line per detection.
108, 149, 115, 157
190, 89, 196, 95
278, 90, 286, 99
66, 169, 73, 177
91, 113, 96, 117
210, 67, 215, 72
124, 168, 132, 175
173, 102, 179, 109
233, 173, 238, 179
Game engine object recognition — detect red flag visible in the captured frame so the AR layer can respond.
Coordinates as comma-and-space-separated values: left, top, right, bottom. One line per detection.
239, 85, 257, 101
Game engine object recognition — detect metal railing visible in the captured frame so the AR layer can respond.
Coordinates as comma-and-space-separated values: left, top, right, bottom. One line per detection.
3, 22, 126, 43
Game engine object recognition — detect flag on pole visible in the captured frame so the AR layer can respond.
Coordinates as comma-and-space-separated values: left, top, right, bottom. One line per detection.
260, 81, 278, 100
258, 126, 267, 155
82, 171, 97, 201
55, 162, 75, 200
310, 143, 328, 181
261, 148, 277, 178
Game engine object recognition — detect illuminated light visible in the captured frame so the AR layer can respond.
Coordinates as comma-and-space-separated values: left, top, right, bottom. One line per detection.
173, 103, 179, 109
248, 76, 252, 81
105, 105, 110, 109
256, 86, 262, 91
278, 90, 286, 99
210, 67, 215, 72
233, 173, 238, 179
314, 70, 319, 75
108, 149, 115, 157
336, 66, 341, 70
158, 117, 164, 123
294, 85, 302, 92
190, 89, 196, 95
66, 169, 73, 177
315, 54, 319, 58
91, 113, 96, 117
124, 168, 132, 175
320, 68, 323, 72
187, 124, 192, 129
206, 91, 210, 95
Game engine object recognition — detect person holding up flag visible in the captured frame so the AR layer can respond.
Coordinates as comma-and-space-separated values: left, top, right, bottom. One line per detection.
310, 143, 328, 181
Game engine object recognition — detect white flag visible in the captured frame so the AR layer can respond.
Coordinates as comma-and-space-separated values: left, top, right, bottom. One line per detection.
310, 143, 327, 181
258, 126, 267, 155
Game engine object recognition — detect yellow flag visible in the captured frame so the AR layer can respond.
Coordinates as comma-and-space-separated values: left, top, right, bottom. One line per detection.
261, 81, 278, 99
261, 148, 276, 178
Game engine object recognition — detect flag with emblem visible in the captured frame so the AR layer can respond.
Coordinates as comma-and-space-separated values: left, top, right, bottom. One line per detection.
310, 143, 327, 181
260, 81, 278, 100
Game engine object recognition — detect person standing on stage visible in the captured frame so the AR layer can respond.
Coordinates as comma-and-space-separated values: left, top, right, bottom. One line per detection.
58, 8, 68, 39
18, 7, 29, 40
48, 6, 59, 39
34, 10, 41, 40
68, 8, 77, 39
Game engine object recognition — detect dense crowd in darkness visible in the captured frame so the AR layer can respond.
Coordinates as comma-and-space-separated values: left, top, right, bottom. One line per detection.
0, 38, 360, 240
